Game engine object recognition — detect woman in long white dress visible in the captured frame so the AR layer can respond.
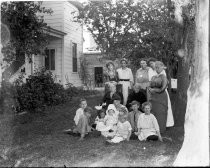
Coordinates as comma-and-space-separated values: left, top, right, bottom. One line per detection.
116, 58, 134, 106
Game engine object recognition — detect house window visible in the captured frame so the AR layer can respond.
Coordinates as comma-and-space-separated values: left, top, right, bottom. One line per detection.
72, 43, 77, 72
45, 49, 55, 70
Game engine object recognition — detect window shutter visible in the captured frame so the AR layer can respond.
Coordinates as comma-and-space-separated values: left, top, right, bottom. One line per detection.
51, 49, 55, 70
72, 43, 77, 72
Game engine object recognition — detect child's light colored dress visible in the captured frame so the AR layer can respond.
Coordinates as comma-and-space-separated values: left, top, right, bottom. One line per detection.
99, 114, 118, 137
110, 120, 132, 143
137, 113, 160, 141
95, 116, 106, 131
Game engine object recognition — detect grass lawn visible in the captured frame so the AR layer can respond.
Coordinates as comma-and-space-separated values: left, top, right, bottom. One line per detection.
0, 93, 184, 167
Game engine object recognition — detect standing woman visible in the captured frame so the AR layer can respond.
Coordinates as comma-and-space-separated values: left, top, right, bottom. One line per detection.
147, 61, 168, 133
104, 62, 118, 93
135, 58, 150, 100
116, 58, 134, 106
148, 58, 174, 128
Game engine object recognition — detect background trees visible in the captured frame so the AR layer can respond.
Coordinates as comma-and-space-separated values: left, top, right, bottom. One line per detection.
75, 0, 193, 126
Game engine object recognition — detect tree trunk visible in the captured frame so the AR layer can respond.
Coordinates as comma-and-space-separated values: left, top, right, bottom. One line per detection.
173, 0, 209, 166
174, 57, 190, 126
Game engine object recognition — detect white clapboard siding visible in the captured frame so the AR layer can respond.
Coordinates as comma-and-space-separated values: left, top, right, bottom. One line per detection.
41, 1, 64, 31
62, 1, 83, 86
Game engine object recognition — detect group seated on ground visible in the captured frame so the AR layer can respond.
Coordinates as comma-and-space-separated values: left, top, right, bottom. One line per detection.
65, 96, 163, 143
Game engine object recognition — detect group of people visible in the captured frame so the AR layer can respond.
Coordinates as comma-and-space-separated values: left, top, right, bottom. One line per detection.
67, 58, 174, 144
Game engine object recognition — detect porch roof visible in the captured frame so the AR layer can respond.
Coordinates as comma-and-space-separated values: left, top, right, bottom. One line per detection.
43, 27, 67, 39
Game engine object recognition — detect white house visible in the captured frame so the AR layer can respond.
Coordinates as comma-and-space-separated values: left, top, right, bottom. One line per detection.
8, 1, 83, 87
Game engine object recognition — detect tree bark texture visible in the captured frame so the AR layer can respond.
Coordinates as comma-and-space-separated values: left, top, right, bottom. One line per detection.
174, 57, 190, 126
174, 0, 209, 166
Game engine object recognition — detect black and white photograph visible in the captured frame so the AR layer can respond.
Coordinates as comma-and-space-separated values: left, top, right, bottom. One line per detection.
0, 0, 209, 167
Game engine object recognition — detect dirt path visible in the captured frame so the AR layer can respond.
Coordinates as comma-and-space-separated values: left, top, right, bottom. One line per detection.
0, 95, 184, 167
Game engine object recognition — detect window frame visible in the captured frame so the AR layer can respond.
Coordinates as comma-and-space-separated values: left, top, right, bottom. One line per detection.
72, 42, 77, 73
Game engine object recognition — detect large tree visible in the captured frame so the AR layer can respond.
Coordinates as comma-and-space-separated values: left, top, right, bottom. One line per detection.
173, 0, 209, 165
1, 1, 52, 65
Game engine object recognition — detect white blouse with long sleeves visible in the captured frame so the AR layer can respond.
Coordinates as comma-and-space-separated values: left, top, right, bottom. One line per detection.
116, 67, 134, 83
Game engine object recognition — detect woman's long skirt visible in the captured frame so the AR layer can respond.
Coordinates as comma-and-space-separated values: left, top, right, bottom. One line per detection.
149, 90, 168, 133
165, 89, 174, 127
118, 81, 131, 105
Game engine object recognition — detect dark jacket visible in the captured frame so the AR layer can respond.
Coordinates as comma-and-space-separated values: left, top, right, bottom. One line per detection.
126, 90, 147, 111
102, 91, 123, 110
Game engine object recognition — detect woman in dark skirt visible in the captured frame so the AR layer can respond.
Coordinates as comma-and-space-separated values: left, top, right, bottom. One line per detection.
147, 61, 168, 133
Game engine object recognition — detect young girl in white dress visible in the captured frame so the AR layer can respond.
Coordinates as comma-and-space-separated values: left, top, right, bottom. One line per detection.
135, 102, 163, 142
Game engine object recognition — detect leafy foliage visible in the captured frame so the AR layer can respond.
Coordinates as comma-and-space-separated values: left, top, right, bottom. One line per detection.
1, 1, 53, 64
76, 0, 178, 67
13, 68, 72, 112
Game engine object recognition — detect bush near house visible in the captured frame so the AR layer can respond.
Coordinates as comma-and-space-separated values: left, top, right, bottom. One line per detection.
2, 69, 99, 113
13, 69, 72, 113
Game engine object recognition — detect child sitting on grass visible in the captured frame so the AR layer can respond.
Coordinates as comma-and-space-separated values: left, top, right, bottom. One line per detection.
73, 106, 93, 141
127, 100, 143, 140
93, 109, 106, 131
98, 108, 118, 137
73, 98, 87, 126
106, 114, 132, 143
135, 102, 163, 142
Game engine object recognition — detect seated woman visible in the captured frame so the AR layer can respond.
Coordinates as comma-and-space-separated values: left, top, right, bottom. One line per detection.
102, 83, 123, 110
126, 84, 147, 111
135, 102, 162, 142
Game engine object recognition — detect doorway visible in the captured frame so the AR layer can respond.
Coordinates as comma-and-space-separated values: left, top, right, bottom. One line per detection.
94, 67, 103, 87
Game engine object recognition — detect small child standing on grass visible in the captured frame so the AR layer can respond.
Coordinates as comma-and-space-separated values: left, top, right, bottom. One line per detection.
106, 114, 132, 143
73, 106, 93, 141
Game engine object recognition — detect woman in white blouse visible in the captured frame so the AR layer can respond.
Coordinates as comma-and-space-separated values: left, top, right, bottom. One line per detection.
116, 58, 134, 106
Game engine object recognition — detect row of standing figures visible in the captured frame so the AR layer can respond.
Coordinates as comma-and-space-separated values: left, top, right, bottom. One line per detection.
102, 58, 174, 134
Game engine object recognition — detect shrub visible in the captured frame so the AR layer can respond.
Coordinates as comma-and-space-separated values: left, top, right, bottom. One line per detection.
14, 69, 72, 112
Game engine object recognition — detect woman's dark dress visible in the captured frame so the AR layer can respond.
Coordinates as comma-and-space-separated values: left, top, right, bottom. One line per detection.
102, 91, 123, 110
148, 74, 168, 133
104, 71, 118, 93
126, 90, 147, 111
